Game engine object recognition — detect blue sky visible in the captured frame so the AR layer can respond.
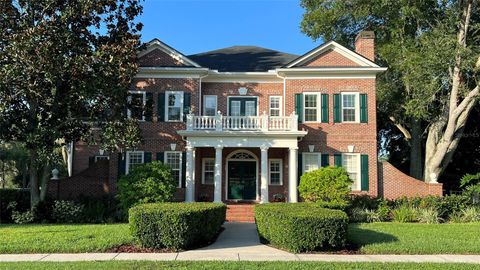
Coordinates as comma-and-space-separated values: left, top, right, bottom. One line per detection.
139, 0, 322, 55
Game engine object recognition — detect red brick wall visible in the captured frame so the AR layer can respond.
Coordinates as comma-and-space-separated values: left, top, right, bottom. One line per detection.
378, 161, 443, 199
300, 49, 360, 67
355, 33, 375, 61
138, 48, 188, 67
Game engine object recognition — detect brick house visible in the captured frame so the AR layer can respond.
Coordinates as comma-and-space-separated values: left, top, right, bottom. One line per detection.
51, 31, 443, 203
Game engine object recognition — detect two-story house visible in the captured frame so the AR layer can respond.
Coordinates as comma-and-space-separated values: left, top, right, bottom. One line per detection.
51, 31, 443, 205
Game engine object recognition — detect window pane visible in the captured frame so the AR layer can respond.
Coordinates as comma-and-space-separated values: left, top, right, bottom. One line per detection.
342, 94, 355, 108
305, 108, 317, 122
167, 93, 182, 121
129, 93, 144, 120
270, 160, 281, 185
304, 95, 317, 108
245, 101, 256, 116
128, 152, 143, 171
166, 152, 181, 187
203, 159, 215, 185
270, 97, 280, 117
204, 96, 217, 116
343, 155, 359, 189
304, 154, 319, 172
231, 101, 241, 116
204, 172, 214, 184
343, 108, 356, 122
168, 107, 181, 121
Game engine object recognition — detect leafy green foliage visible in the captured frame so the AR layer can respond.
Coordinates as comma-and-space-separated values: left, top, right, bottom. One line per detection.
255, 203, 348, 252
129, 203, 226, 251
298, 167, 352, 204
449, 207, 480, 223
52, 200, 84, 223
0, 189, 30, 223
117, 161, 177, 211
391, 205, 417, 223
416, 208, 442, 224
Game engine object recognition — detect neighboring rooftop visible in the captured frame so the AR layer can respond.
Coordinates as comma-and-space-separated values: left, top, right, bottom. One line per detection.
188, 46, 298, 72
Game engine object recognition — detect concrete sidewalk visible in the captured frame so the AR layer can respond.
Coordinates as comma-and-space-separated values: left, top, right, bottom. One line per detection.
1, 222, 480, 263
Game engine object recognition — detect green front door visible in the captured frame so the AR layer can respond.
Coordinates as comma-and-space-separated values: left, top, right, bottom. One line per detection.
228, 161, 256, 200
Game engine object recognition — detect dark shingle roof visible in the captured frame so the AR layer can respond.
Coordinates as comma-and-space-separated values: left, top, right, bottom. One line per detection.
188, 46, 298, 72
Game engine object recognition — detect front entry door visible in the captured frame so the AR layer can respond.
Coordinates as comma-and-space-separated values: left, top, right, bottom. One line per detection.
228, 97, 257, 116
228, 161, 256, 200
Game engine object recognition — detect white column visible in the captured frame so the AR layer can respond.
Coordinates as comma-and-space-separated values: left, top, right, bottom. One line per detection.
260, 146, 269, 203
288, 147, 298, 203
185, 146, 195, 202
214, 146, 223, 203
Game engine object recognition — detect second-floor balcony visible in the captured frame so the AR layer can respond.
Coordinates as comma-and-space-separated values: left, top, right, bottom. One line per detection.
185, 112, 298, 132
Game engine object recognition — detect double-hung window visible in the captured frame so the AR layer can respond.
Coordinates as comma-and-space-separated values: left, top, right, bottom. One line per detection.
126, 151, 144, 174
203, 95, 217, 116
303, 153, 321, 173
202, 158, 215, 185
269, 159, 283, 185
245, 100, 256, 116
341, 93, 359, 123
127, 91, 146, 121
165, 151, 182, 188
343, 153, 360, 190
165, 91, 184, 122
303, 93, 321, 122
269, 96, 282, 117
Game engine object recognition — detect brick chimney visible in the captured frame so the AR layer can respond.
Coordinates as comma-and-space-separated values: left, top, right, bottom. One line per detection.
354, 31, 375, 61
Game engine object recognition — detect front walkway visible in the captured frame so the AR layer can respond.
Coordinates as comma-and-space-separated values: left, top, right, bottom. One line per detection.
1, 222, 480, 263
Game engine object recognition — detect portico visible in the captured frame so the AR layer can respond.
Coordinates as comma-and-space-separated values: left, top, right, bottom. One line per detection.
178, 127, 307, 203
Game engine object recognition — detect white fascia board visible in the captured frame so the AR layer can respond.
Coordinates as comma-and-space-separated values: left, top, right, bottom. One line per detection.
137, 40, 202, 68
202, 70, 283, 83
276, 67, 387, 77
286, 41, 381, 68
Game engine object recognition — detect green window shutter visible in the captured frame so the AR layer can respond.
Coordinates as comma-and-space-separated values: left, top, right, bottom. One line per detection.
181, 152, 186, 188
157, 93, 165, 122
117, 153, 126, 177
361, 154, 369, 191
333, 94, 341, 123
297, 153, 303, 183
334, 154, 343, 167
321, 94, 329, 123
321, 154, 330, 167
360, 94, 368, 123
145, 93, 154, 121
156, 152, 164, 163
144, 152, 152, 163
295, 94, 303, 123
183, 92, 192, 122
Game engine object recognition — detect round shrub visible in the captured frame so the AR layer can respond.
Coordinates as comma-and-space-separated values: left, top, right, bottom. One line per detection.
129, 202, 226, 251
298, 166, 353, 204
118, 161, 177, 210
52, 200, 84, 223
255, 203, 348, 252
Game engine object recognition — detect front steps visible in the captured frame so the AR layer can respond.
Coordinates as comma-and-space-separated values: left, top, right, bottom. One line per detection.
226, 203, 255, 223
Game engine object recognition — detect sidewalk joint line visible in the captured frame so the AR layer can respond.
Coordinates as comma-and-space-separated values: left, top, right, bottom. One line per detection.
174, 252, 179, 261
111, 253, 120, 260
38, 254, 51, 261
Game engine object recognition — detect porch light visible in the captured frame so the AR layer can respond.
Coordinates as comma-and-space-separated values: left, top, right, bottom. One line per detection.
308, 145, 315, 152
51, 168, 59, 180
347, 145, 355, 153
170, 144, 177, 151
99, 149, 105, 155
238, 87, 248, 95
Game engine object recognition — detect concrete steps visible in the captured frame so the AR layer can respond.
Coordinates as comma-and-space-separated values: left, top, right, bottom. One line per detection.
226, 204, 255, 223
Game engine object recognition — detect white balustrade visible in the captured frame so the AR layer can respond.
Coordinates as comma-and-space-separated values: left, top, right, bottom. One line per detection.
185, 111, 298, 131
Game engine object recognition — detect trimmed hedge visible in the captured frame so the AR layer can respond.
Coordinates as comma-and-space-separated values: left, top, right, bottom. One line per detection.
129, 202, 226, 251
255, 203, 348, 253
0, 189, 30, 223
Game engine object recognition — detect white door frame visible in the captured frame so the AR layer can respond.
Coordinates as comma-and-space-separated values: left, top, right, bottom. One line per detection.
224, 149, 259, 201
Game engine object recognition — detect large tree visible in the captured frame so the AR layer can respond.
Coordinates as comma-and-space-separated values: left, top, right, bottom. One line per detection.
301, 0, 479, 183
0, 0, 144, 206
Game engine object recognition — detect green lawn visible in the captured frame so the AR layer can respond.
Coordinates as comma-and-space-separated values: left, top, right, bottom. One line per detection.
0, 262, 479, 270
349, 222, 480, 254
0, 224, 131, 253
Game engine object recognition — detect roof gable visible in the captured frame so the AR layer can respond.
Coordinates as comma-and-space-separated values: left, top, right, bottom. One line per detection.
285, 41, 379, 68
138, 39, 202, 68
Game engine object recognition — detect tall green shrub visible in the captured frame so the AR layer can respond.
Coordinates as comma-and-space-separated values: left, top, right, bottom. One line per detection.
298, 167, 352, 204
118, 161, 177, 210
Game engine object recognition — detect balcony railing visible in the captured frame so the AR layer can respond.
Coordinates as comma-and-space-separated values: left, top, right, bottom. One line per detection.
186, 112, 298, 132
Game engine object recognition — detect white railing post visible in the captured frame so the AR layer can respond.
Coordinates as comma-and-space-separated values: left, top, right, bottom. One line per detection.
291, 112, 298, 131
215, 111, 223, 131
186, 113, 194, 131
262, 111, 268, 131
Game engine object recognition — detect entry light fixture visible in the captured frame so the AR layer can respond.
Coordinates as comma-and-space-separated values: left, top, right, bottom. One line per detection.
170, 144, 177, 151
308, 145, 315, 152
348, 145, 355, 153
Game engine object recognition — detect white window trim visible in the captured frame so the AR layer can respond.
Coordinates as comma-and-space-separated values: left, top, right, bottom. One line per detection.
302, 152, 322, 173
269, 96, 283, 117
342, 153, 361, 191
127, 91, 146, 121
203, 95, 218, 116
164, 151, 183, 188
226, 96, 259, 116
165, 91, 184, 122
303, 92, 321, 123
126, 151, 144, 174
268, 159, 283, 185
341, 92, 360, 123
201, 158, 215, 185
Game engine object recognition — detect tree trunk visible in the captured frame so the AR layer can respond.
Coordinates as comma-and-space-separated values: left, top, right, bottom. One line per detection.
29, 153, 40, 208
409, 118, 423, 179
39, 164, 50, 202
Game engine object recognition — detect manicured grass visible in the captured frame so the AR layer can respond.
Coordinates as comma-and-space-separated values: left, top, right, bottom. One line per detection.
0, 224, 131, 253
348, 222, 480, 254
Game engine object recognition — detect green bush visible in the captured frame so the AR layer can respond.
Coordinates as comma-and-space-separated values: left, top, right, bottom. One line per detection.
391, 205, 417, 223
129, 202, 226, 251
298, 167, 352, 204
52, 200, 84, 223
118, 161, 177, 210
255, 203, 348, 252
416, 208, 442, 224
0, 189, 30, 223
449, 207, 480, 223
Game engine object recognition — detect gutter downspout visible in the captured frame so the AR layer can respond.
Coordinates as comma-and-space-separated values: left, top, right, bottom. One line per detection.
275, 71, 286, 116
198, 72, 209, 116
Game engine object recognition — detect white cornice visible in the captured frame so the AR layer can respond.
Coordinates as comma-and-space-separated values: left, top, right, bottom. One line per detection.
276, 67, 387, 78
